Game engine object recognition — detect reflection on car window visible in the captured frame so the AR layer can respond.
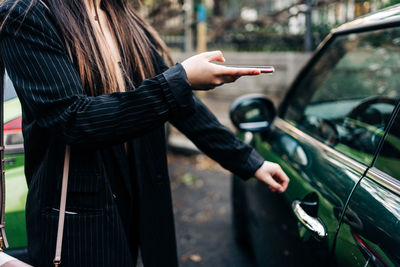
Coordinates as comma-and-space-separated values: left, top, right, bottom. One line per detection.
374, 109, 400, 181
284, 27, 400, 166
4, 74, 17, 102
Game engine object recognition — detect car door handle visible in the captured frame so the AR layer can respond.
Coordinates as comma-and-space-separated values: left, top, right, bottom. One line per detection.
292, 200, 327, 239
4, 157, 17, 166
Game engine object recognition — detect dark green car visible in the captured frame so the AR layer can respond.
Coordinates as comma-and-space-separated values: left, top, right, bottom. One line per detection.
3, 75, 28, 260
230, 5, 400, 267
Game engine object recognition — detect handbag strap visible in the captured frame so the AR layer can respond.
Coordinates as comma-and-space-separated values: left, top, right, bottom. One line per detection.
0, 57, 9, 251
53, 145, 70, 267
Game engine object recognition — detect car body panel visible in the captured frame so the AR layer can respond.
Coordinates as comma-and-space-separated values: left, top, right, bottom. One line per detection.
251, 118, 366, 264
3, 79, 27, 250
335, 170, 400, 267
4, 165, 27, 249
4, 153, 24, 171
335, 106, 400, 266
4, 98, 21, 126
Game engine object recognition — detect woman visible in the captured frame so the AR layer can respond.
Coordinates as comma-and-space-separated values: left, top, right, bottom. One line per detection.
0, 0, 289, 266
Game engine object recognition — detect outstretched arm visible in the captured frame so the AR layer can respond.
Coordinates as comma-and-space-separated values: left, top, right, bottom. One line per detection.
170, 95, 289, 192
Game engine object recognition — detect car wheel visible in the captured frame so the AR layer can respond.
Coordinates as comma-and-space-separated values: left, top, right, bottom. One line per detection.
232, 175, 251, 250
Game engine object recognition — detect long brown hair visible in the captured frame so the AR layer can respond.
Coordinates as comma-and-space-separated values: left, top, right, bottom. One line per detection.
1, 0, 173, 96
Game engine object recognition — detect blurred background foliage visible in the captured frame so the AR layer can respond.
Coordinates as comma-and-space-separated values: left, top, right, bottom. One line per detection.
139, 0, 400, 52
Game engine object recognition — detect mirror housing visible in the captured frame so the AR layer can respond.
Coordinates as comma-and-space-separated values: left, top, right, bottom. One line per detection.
230, 94, 276, 133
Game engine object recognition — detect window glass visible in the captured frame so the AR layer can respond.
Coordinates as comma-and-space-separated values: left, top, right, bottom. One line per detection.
374, 109, 400, 181
284, 27, 400, 166
4, 74, 17, 102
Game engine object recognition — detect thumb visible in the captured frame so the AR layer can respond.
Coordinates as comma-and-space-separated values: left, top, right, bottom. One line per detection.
202, 50, 225, 63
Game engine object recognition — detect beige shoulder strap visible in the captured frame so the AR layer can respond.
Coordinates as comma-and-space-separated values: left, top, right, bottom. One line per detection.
53, 145, 70, 267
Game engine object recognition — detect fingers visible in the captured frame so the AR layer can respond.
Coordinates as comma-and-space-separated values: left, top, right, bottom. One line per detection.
216, 65, 261, 77
275, 168, 290, 192
206, 65, 260, 87
202, 52, 260, 76
202, 50, 226, 63
183, 51, 261, 89
224, 67, 261, 76
264, 174, 285, 193
254, 162, 290, 193
269, 163, 290, 193
221, 75, 240, 84
209, 75, 240, 88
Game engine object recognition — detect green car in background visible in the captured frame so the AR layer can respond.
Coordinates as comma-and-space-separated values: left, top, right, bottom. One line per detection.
3, 75, 28, 260
230, 4, 400, 267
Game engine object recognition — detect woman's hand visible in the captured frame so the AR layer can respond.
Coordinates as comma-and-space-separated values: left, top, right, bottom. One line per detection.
254, 162, 290, 193
181, 51, 261, 90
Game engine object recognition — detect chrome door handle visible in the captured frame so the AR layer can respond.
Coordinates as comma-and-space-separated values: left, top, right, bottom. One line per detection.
292, 200, 327, 239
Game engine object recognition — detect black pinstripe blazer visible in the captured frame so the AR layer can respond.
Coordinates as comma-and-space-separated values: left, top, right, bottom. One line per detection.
0, 0, 264, 266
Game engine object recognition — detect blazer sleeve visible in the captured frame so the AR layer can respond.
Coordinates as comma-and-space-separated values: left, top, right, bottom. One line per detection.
0, 1, 194, 147
149, 42, 264, 180
171, 94, 265, 180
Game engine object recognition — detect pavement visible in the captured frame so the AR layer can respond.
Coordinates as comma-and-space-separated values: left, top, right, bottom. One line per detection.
168, 153, 256, 267
135, 153, 256, 267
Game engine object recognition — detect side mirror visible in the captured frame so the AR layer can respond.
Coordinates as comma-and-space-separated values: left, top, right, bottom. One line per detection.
230, 94, 276, 132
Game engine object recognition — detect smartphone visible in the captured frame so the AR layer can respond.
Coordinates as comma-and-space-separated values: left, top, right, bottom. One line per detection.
226, 65, 275, 74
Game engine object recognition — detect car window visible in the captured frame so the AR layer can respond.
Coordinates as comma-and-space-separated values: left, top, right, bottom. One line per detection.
4, 74, 17, 102
284, 27, 400, 166
374, 108, 400, 181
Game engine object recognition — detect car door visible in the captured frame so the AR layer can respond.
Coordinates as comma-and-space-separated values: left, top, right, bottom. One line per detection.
3, 76, 27, 251
335, 104, 400, 267
246, 26, 400, 265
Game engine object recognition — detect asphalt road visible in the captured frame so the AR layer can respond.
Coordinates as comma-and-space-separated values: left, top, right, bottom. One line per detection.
135, 152, 256, 267
167, 153, 256, 267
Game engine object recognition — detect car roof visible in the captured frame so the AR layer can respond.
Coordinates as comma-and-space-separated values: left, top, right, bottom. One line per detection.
334, 4, 400, 34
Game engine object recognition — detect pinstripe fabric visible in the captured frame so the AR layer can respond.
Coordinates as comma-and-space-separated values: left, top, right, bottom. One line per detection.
0, 0, 265, 266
